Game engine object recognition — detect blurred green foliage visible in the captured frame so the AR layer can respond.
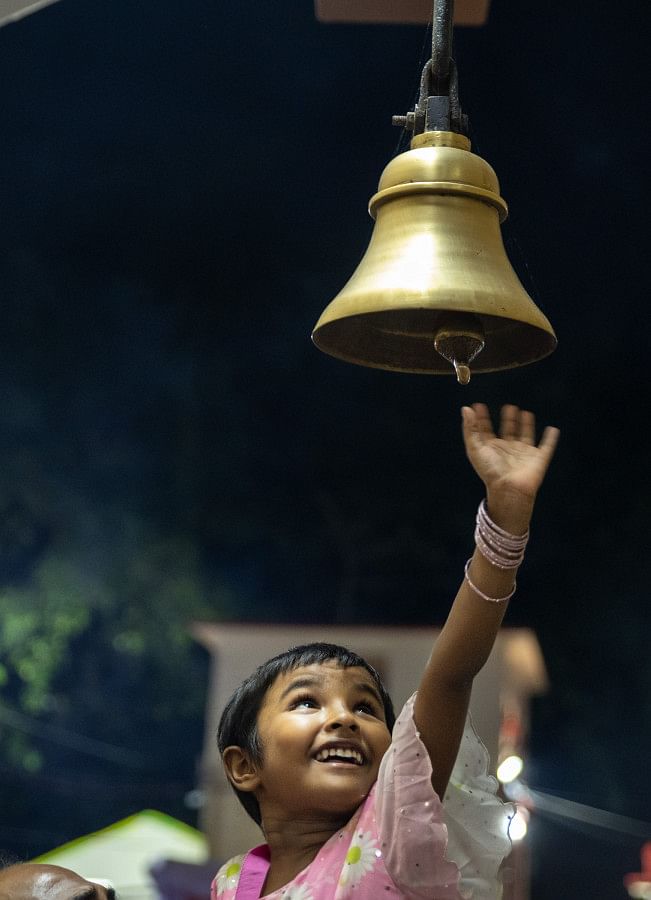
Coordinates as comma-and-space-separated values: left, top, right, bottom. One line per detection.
0, 523, 232, 766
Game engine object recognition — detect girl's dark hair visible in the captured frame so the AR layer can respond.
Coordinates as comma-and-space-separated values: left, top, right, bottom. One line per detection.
217, 642, 395, 827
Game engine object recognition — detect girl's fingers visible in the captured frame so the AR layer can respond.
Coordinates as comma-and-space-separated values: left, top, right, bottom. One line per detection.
461, 405, 488, 448
500, 406, 536, 444
472, 403, 494, 437
519, 410, 536, 445
499, 404, 519, 440
538, 426, 561, 462
464, 405, 559, 462
461, 405, 480, 443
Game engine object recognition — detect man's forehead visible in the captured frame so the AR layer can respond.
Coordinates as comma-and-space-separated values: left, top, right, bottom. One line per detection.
0, 864, 108, 899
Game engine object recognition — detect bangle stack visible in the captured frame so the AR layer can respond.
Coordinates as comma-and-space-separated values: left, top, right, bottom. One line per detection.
474, 499, 529, 569
464, 500, 530, 603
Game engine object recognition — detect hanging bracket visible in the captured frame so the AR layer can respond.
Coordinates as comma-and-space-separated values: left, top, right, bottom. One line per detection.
392, 0, 469, 137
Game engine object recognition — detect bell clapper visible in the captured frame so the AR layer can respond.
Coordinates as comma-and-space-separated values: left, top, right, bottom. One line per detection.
433, 315, 485, 385
453, 361, 471, 385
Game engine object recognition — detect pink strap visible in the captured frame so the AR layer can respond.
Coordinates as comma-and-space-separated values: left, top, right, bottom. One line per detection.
235, 845, 270, 900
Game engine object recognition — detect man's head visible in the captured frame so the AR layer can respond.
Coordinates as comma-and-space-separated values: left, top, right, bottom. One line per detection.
0, 863, 115, 900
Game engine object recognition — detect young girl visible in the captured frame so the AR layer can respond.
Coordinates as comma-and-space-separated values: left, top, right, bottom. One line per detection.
212, 404, 559, 900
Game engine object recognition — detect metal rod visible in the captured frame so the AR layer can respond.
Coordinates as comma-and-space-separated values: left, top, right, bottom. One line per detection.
431, 0, 454, 80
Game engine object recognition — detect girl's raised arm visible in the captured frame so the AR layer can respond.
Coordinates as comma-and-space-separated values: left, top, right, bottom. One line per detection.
413, 403, 560, 800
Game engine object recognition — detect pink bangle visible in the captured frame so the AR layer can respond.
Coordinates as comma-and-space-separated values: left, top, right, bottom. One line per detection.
478, 499, 529, 541
464, 559, 516, 603
474, 499, 529, 569
476, 517, 526, 557
475, 525, 522, 569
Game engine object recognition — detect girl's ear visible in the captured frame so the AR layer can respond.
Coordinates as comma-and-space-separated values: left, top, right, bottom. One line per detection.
222, 746, 261, 793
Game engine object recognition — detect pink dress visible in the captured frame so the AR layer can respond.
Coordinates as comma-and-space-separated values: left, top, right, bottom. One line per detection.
212, 694, 513, 900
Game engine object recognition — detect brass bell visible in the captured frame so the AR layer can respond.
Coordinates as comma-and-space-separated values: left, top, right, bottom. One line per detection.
312, 131, 557, 382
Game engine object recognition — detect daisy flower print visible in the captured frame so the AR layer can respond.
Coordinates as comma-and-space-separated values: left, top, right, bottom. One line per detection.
338, 830, 380, 888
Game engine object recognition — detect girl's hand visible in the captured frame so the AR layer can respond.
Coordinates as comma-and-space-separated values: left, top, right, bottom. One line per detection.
461, 404, 560, 532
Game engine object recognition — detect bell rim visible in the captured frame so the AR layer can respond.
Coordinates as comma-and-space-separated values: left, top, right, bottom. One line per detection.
312, 310, 557, 375
369, 180, 508, 222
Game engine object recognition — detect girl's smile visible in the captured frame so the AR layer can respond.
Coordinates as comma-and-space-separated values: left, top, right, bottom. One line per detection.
252, 662, 392, 822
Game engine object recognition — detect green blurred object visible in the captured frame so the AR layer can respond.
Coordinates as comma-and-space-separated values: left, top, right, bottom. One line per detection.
34, 809, 208, 900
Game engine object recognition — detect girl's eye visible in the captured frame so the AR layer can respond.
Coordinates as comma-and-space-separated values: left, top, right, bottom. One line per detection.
291, 694, 319, 710
355, 701, 379, 716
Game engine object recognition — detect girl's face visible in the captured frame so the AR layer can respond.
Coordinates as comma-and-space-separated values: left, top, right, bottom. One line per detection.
253, 661, 392, 823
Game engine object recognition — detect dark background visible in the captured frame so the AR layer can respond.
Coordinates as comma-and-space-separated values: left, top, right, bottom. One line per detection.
0, 1, 648, 897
